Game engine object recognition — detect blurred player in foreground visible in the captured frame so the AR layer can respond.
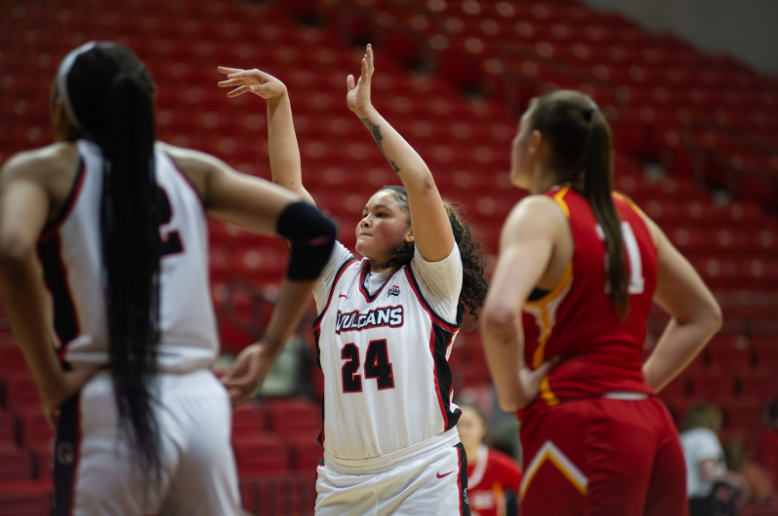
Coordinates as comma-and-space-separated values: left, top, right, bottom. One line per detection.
482, 90, 722, 515
0, 41, 335, 515
457, 402, 521, 516
218, 44, 487, 515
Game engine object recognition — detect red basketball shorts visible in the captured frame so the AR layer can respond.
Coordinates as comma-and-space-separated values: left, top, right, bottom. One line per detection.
519, 397, 688, 516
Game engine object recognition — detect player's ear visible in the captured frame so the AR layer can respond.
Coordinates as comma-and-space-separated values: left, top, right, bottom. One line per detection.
49, 85, 73, 142
528, 129, 543, 157
50, 100, 71, 142
404, 225, 414, 244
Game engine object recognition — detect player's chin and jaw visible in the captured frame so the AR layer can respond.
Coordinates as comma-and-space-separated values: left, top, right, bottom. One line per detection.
510, 130, 533, 191
354, 219, 410, 264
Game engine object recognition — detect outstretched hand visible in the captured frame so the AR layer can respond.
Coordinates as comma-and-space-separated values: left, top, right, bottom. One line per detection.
217, 67, 287, 100
346, 44, 375, 116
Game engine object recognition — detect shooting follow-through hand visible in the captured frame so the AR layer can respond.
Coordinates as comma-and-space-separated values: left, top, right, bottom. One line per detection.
217, 67, 288, 100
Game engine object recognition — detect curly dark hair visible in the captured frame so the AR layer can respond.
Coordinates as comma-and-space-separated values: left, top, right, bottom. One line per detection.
378, 185, 489, 319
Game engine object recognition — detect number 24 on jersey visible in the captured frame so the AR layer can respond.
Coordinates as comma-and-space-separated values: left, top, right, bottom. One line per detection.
341, 339, 395, 393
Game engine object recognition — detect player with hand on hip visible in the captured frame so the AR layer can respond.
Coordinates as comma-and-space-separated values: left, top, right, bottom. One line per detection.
218, 44, 488, 516
481, 90, 721, 516
0, 41, 336, 516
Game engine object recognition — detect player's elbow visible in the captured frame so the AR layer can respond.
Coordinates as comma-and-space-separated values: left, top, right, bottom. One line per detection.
496, 395, 520, 414
705, 298, 723, 335
693, 296, 723, 336
407, 168, 435, 195
0, 230, 35, 267
482, 302, 518, 340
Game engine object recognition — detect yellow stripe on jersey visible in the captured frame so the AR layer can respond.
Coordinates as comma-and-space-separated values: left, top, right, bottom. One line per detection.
526, 264, 573, 368
494, 482, 506, 516
613, 191, 645, 218
538, 377, 560, 406
552, 187, 571, 217
520, 440, 588, 501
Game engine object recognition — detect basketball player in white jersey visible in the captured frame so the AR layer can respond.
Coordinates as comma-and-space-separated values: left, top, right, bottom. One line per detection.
218, 45, 488, 515
0, 42, 336, 516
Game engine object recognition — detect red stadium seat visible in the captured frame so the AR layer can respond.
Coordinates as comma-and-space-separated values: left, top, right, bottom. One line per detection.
232, 404, 267, 443
18, 411, 54, 449
739, 370, 778, 400
265, 399, 321, 440
0, 411, 17, 446
30, 440, 53, 481
752, 335, 778, 368
289, 439, 324, 472
723, 398, 763, 430
0, 481, 52, 516
0, 443, 32, 481
0, 345, 28, 379
689, 369, 736, 399
233, 435, 290, 477
705, 335, 753, 371
2, 375, 40, 412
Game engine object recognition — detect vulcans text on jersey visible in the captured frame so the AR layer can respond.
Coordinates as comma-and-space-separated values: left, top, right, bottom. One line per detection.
335, 306, 404, 334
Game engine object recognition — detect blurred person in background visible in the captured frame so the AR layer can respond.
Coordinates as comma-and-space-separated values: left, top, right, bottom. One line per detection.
723, 440, 776, 509
457, 402, 522, 516
754, 398, 778, 487
0, 41, 335, 516
681, 404, 750, 515
481, 90, 722, 516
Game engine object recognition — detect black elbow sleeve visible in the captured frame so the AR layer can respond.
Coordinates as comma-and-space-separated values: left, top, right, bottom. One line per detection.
276, 201, 337, 281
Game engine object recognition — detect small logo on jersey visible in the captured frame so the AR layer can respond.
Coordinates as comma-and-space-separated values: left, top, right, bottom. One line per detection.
387, 285, 401, 297
436, 470, 455, 479
57, 442, 74, 465
339, 294, 349, 299
335, 306, 404, 334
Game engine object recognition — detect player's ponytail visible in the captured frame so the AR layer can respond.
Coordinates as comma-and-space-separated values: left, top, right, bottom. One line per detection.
102, 67, 163, 488
378, 185, 489, 319
581, 110, 629, 321
529, 90, 629, 320
59, 43, 162, 490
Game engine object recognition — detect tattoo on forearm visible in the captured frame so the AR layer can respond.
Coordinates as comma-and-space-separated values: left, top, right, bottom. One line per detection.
361, 117, 401, 175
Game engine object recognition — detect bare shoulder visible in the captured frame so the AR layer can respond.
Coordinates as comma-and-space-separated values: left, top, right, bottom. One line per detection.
156, 141, 230, 175
504, 194, 568, 234
156, 141, 234, 202
0, 142, 79, 184
631, 203, 664, 250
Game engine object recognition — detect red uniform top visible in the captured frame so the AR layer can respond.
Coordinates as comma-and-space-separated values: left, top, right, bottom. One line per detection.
466, 446, 522, 516
519, 187, 658, 420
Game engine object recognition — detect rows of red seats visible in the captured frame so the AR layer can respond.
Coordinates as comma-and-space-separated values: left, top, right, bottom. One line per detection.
337, 0, 778, 208
0, 0, 777, 513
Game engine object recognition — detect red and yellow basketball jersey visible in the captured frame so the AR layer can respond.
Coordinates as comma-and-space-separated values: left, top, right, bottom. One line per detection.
519, 187, 658, 420
467, 445, 522, 516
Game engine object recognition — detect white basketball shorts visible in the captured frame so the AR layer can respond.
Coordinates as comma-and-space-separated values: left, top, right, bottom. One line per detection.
315, 427, 471, 516
53, 369, 243, 516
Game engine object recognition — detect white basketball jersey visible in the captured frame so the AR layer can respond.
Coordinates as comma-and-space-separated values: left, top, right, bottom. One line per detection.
36, 139, 219, 373
314, 257, 463, 461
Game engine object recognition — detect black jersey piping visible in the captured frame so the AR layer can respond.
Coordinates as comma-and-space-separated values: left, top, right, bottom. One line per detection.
312, 257, 357, 329
357, 261, 403, 303
40, 158, 85, 241
404, 265, 463, 330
